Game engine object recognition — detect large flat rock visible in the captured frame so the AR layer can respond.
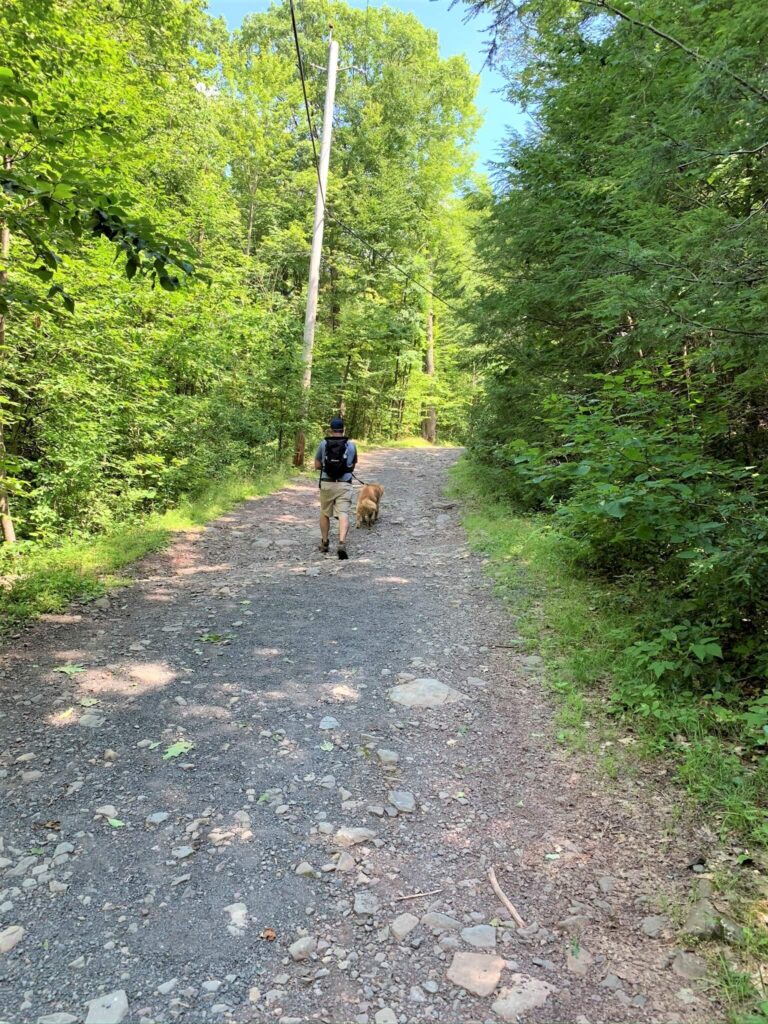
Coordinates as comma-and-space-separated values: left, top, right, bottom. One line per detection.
388, 678, 466, 708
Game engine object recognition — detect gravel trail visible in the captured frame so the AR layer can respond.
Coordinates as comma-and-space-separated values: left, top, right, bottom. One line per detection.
0, 448, 721, 1023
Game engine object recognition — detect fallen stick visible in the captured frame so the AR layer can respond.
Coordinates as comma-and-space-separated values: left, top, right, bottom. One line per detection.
394, 887, 444, 902
488, 866, 526, 929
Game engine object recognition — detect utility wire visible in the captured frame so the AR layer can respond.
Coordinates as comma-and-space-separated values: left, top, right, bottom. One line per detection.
288, 0, 323, 202
287, 0, 473, 321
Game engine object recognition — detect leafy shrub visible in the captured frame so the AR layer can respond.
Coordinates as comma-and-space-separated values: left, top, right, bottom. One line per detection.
482, 367, 768, 756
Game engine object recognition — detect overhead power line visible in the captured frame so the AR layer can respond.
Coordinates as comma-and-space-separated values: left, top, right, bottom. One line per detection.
288, 0, 322, 198
286, 0, 473, 322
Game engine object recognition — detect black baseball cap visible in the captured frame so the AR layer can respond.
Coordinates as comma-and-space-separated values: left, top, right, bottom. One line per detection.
330, 416, 344, 430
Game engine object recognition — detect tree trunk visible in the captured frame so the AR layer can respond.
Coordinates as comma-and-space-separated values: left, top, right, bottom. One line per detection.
245, 198, 255, 257
421, 303, 436, 443
339, 352, 351, 416
277, 400, 284, 458
396, 368, 410, 439
389, 356, 400, 436
0, 155, 17, 543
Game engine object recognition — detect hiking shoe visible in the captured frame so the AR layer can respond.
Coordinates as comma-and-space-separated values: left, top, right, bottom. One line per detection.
319, 539, 329, 554
337, 543, 349, 560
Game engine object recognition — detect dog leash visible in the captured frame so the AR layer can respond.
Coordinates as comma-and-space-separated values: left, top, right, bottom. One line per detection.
318, 471, 369, 487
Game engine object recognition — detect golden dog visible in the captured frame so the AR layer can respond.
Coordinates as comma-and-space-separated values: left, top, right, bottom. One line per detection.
356, 496, 378, 528
357, 483, 384, 521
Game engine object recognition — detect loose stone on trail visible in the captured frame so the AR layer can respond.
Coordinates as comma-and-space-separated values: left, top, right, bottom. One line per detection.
566, 945, 593, 977
446, 951, 506, 997
671, 950, 708, 980
391, 912, 419, 942
84, 990, 129, 1024
387, 789, 416, 813
0, 925, 25, 954
422, 912, 461, 934
289, 936, 316, 961
334, 827, 376, 847
642, 914, 670, 938
353, 891, 380, 917
492, 975, 556, 1020
461, 924, 497, 949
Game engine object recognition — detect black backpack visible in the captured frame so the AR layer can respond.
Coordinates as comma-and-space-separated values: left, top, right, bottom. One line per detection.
322, 436, 354, 481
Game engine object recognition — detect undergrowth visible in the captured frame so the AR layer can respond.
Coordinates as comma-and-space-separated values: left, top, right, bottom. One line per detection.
450, 459, 768, 1021
0, 469, 289, 633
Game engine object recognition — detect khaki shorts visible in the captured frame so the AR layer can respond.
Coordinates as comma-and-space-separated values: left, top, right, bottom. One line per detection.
320, 481, 352, 519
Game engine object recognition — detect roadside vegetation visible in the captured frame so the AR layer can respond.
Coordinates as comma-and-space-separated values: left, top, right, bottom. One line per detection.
460, 0, 768, 855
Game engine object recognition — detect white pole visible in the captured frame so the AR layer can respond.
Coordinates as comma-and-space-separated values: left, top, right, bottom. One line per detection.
294, 34, 339, 466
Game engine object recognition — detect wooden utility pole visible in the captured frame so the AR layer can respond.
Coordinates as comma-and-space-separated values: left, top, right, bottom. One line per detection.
0, 153, 17, 543
293, 34, 339, 467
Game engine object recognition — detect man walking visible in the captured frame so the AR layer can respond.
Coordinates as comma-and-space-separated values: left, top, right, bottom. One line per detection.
314, 417, 357, 560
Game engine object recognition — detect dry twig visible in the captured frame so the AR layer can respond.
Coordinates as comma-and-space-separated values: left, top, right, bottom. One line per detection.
394, 887, 444, 903
487, 865, 526, 929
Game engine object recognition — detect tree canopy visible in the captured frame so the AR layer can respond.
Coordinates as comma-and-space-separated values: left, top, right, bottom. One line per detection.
0, 0, 481, 542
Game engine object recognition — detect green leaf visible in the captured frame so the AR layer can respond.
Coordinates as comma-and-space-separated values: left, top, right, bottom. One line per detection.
162, 740, 194, 760
199, 633, 233, 644
107, 818, 125, 828
601, 500, 628, 519
650, 660, 677, 679
690, 641, 723, 661
319, 740, 334, 752
53, 663, 86, 676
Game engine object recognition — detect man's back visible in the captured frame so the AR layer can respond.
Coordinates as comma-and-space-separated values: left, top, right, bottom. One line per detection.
316, 436, 357, 482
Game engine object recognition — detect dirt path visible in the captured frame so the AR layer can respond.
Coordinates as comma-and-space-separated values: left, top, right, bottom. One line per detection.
0, 449, 721, 1024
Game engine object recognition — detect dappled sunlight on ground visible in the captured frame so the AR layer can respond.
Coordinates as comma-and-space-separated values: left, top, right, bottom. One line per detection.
175, 562, 232, 577
51, 648, 91, 663
326, 683, 360, 702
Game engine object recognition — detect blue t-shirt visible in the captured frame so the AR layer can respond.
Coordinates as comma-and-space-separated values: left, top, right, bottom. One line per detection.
316, 438, 357, 482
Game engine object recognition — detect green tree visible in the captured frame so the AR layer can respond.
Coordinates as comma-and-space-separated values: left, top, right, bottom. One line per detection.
463, 0, 768, 743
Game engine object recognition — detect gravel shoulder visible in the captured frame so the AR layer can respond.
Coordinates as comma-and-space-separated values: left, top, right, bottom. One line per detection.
0, 448, 723, 1023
